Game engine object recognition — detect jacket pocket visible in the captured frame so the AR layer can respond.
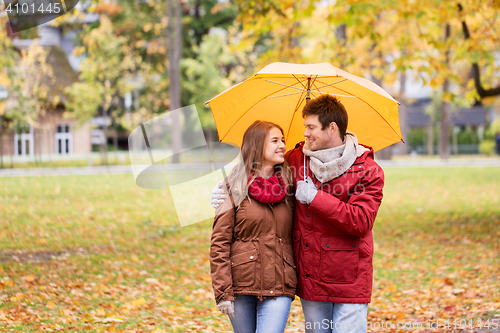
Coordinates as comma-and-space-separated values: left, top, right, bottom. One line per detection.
320, 236, 359, 284
283, 249, 297, 288
344, 163, 365, 174
231, 249, 258, 287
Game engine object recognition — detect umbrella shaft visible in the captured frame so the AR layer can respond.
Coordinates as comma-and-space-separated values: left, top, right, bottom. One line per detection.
306, 77, 311, 102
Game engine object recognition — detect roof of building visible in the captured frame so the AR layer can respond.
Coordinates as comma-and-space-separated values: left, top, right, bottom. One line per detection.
25, 45, 79, 107
406, 100, 488, 127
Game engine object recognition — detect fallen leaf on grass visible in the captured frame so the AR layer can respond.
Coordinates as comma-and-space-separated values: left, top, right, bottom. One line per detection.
25, 275, 36, 282
99, 317, 124, 323
444, 305, 455, 312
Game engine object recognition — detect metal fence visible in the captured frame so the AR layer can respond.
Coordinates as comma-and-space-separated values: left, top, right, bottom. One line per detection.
409, 144, 480, 155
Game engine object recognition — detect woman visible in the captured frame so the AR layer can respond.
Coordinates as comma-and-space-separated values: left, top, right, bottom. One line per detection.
210, 120, 297, 333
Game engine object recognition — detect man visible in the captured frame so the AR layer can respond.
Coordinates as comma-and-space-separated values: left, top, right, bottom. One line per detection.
212, 95, 384, 333
496, 132, 500, 155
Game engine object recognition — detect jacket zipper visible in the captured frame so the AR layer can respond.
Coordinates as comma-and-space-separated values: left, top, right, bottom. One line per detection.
271, 204, 283, 295
255, 237, 263, 300
279, 238, 285, 293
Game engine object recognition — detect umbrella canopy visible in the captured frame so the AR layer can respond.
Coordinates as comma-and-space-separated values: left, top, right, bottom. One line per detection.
206, 62, 403, 152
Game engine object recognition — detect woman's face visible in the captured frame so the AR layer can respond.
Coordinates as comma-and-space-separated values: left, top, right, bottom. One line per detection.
263, 127, 286, 166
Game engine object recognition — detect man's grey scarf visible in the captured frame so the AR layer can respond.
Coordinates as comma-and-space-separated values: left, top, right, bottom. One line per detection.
302, 131, 369, 183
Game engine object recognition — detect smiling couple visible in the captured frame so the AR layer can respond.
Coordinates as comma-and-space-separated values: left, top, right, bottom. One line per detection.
209, 94, 385, 333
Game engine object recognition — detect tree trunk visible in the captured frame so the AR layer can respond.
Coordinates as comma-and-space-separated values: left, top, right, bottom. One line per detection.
38, 126, 42, 164
34, 96, 40, 166
33, 126, 37, 166
376, 146, 393, 160
426, 122, 434, 156
100, 110, 109, 166
398, 70, 408, 155
206, 129, 213, 167
35, 126, 41, 166
167, 0, 182, 163
113, 128, 118, 163
10, 128, 14, 168
371, 68, 393, 160
206, 129, 212, 149
48, 123, 52, 162
336, 24, 347, 68
100, 126, 108, 166
133, 88, 141, 126
439, 98, 451, 159
439, 24, 451, 160
452, 126, 458, 155
42, 120, 49, 162
0, 115, 4, 169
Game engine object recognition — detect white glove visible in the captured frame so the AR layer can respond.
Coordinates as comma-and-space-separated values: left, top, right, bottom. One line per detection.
217, 300, 234, 319
295, 177, 318, 205
211, 181, 226, 208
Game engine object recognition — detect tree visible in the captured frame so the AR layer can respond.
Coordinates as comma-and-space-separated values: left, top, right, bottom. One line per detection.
0, 15, 46, 167
62, 0, 241, 160
167, 0, 182, 163
233, 0, 313, 65
181, 33, 238, 142
458, 3, 500, 99
232, 0, 500, 159
181, 0, 238, 58
0, 17, 22, 168
65, 15, 138, 165
21, 42, 81, 163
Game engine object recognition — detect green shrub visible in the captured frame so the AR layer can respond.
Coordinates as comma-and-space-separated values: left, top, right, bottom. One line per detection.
479, 140, 495, 155
457, 130, 480, 145
407, 128, 426, 148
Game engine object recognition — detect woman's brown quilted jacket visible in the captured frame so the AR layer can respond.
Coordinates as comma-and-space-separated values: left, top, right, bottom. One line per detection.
210, 193, 296, 303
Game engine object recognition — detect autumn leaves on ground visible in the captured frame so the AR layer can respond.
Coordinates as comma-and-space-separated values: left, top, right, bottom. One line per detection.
1, 167, 499, 332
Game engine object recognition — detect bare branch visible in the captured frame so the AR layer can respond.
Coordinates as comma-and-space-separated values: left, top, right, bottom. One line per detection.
458, 3, 500, 98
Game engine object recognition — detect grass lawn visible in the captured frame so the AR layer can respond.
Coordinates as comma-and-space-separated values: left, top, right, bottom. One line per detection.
0, 167, 499, 332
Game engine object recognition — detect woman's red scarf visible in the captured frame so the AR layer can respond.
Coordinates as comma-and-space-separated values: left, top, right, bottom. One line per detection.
247, 172, 287, 204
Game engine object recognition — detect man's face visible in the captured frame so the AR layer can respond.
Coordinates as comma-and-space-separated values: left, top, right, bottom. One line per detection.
303, 114, 336, 151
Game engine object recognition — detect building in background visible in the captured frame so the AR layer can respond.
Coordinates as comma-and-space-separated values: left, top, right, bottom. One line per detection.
404, 98, 489, 155
387, 70, 494, 156
1, 8, 98, 162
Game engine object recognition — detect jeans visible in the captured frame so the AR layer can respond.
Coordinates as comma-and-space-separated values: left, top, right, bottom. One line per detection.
229, 295, 293, 333
301, 299, 368, 333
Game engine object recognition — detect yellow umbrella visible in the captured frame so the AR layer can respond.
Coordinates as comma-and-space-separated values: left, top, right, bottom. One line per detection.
206, 62, 403, 152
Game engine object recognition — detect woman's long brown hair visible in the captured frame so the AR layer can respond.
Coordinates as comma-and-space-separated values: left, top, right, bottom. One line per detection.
227, 120, 293, 205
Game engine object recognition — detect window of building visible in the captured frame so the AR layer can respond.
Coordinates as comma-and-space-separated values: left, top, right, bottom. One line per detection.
55, 124, 73, 154
14, 124, 34, 156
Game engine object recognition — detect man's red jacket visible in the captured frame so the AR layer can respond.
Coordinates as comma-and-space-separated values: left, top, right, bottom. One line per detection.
286, 141, 384, 303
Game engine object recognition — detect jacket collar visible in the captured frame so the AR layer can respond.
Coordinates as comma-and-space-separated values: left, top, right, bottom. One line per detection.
295, 140, 374, 165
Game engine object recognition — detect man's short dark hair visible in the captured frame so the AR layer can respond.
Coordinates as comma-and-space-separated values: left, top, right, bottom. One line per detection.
302, 94, 348, 141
